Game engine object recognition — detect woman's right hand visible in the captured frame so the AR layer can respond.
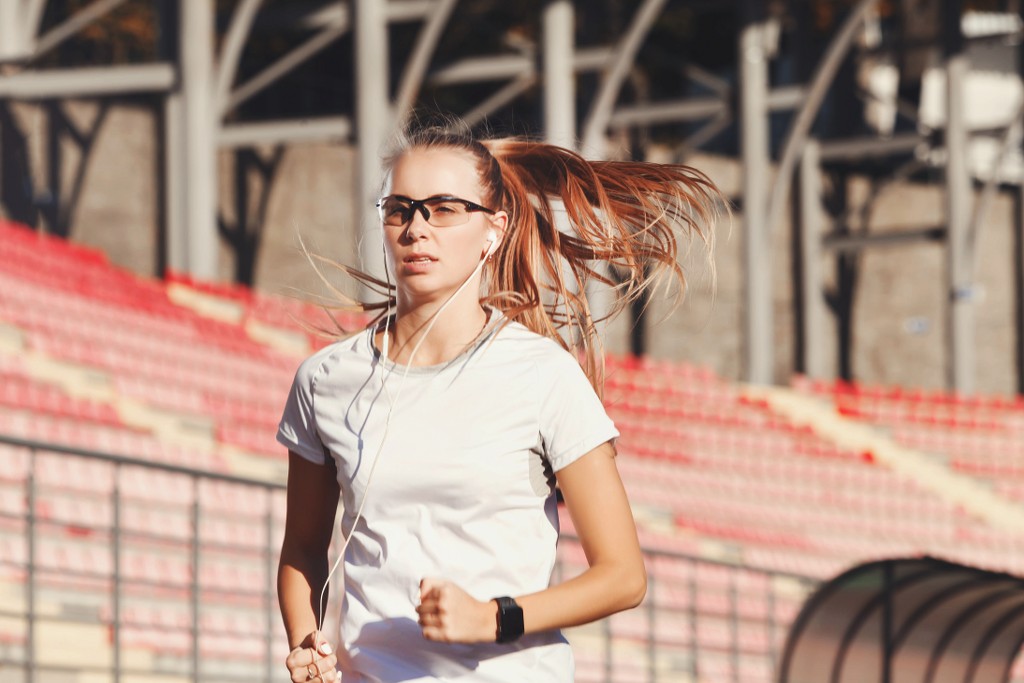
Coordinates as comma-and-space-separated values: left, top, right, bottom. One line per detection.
285, 631, 339, 683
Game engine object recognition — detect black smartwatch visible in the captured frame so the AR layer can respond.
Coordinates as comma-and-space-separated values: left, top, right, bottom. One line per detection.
494, 596, 524, 643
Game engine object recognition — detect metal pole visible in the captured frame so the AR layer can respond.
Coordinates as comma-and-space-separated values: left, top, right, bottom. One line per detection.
602, 613, 612, 682
355, 0, 391, 285
689, 558, 699, 680
190, 477, 201, 681
943, 0, 974, 393
541, 0, 613, 332
180, 0, 218, 279
796, 139, 827, 378
26, 449, 36, 683
738, 0, 773, 384
264, 494, 275, 683
767, 574, 778, 673
1015, 186, 1024, 395
881, 561, 893, 683
1017, 0, 1024, 397
112, 464, 122, 683
645, 571, 655, 683
729, 570, 739, 683
160, 0, 186, 272
0, 1, 25, 62
542, 0, 576, 148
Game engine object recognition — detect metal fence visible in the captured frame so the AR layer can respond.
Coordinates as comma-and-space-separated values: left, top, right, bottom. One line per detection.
0, 433, 816, 683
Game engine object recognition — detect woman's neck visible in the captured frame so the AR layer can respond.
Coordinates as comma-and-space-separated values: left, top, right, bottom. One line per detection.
382, 296, 490, 367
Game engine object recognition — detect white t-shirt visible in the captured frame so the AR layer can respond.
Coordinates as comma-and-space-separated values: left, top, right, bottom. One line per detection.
277, 313, 618, 683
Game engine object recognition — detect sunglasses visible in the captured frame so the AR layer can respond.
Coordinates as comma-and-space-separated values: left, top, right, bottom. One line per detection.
376, 195, 497, 228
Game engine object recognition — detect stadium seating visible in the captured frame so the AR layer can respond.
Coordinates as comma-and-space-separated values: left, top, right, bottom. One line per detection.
5, 219, 1024, 681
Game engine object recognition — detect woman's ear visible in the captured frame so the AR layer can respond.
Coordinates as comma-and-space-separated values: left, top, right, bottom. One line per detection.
488, 211, 508, 244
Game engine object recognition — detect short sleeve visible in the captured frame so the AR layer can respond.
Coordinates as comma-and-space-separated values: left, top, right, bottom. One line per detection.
538, 353, 619, 472
277, 353, 328, 465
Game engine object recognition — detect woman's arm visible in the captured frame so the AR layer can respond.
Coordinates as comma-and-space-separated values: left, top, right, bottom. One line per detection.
417, 440, 646, 642
279, 451, 343, 679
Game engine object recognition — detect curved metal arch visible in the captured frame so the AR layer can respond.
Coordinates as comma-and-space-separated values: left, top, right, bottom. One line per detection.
580, 0, 668, 157
777, 558, 881, 682
999, 627, 1024, 683
963, 598, 1024, 683
829, 564, 953, 683
780, 557, 1024, 683
921, 586, 1024, 683
891, 576, 995, 648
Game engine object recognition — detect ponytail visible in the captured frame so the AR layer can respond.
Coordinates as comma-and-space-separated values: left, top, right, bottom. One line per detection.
480, 139, 721, 393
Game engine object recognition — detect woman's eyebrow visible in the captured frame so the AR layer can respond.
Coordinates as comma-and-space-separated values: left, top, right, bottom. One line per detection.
386, 194, 461, 202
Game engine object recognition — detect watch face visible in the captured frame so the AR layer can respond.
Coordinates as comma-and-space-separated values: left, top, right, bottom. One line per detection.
497, 597, 524, 643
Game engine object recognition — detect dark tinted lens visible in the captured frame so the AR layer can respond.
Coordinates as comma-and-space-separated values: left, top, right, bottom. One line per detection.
379, 197, 412, 226
423, 199, 471, 227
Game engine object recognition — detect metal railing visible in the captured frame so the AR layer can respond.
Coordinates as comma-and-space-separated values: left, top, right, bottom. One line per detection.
0, 434, 287, 683
0, 434, 817, 683
556, 538, 818, 683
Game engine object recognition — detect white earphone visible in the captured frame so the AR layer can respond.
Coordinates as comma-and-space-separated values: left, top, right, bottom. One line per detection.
315, 221, 498, 636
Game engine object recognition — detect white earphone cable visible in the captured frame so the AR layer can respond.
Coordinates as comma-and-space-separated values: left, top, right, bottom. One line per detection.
314, 233, 495, 635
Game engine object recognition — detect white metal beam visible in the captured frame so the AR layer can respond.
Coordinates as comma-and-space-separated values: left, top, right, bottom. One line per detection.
429, 47, 612, 87
355, 0, 392, 283
218, 117, 352, 148
180, 0, 218, 279
739, 3, 773, 384
543, 0, 576, 148
31, 0, 129, 64
0, 1, 29, 62
0, 64, 175, 98
216, 0, 264, 116
797, 140, 827, 379
225, 12, 351, 115
581, 0, 668, 156
461, 74, 536, 127
393, 0, 458, 123
944, 0, 974, 393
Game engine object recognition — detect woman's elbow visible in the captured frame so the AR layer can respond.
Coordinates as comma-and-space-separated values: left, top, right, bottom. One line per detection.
612, 561, 647, 611
625, 564, 648, 609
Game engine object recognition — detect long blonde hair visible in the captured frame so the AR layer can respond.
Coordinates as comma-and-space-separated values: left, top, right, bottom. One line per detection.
322, 124, 722, 392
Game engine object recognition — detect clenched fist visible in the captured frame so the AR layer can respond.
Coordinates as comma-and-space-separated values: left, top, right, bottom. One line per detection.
285, 630, 339, 682
416, 578, 499, 643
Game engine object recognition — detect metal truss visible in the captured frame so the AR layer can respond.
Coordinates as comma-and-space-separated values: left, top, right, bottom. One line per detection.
1, 0, 1021, 392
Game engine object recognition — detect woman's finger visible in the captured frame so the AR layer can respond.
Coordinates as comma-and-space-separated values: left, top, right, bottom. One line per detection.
286, 639, 339, 682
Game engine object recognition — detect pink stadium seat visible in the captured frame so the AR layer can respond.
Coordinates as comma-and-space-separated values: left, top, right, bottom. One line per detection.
34, 538, 113, 576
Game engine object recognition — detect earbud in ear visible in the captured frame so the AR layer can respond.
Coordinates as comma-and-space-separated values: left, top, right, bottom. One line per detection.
484, 230, 498, 258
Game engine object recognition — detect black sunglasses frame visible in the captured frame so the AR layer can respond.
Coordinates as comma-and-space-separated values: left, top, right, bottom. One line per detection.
375, 194, 497, 227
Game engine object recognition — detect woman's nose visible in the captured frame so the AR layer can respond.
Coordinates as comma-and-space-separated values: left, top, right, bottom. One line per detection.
402, 209, 432, 239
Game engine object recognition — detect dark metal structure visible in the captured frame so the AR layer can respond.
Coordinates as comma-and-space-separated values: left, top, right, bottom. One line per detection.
1, 0, 1024, 392
779, 556, 1024, 683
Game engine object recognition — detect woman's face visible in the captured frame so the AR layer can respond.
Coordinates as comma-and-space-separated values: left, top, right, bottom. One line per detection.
381, 147, 505, 305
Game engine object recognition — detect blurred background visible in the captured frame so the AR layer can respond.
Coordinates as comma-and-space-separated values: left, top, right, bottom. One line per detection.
4, 1, 1024, 682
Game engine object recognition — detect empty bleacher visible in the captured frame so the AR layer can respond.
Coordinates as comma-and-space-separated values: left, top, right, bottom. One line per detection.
5, 219, 1024, 681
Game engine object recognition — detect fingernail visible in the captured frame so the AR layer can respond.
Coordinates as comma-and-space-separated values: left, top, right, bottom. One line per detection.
319, 642, 333, 655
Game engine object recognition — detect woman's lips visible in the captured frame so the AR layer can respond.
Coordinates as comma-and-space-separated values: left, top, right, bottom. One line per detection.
402, 254, 437, 273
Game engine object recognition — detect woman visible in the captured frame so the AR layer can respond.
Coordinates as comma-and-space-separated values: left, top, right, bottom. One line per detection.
277, 124, 719, 682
